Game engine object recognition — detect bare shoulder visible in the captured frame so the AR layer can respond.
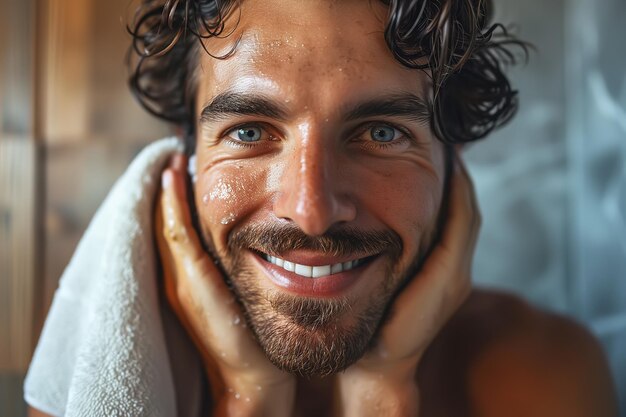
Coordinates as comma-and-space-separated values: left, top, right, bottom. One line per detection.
418, 289, 619, 417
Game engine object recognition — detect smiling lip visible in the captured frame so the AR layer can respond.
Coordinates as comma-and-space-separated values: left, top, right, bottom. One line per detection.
251, 250, 378, 297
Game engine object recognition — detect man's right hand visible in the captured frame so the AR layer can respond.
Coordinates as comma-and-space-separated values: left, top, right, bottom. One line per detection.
155, 154, 296, 417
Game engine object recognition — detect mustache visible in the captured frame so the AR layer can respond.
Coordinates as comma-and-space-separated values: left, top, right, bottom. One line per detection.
228, 223, 403, 262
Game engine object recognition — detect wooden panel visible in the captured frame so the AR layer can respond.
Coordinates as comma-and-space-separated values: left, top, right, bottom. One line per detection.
0, 373, 27, 416
0, 137, 37, 372
39, 0, 168, 145
40, 0, 93, 144
0, 0, 35, 136
89, 0, 170, 143
0, 2, 38, 416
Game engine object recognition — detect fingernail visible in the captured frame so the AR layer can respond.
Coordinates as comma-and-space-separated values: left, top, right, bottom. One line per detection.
162, 169, 173, 188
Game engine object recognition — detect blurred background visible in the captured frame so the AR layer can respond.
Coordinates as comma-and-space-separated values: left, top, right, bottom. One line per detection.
0, 0, 624, 415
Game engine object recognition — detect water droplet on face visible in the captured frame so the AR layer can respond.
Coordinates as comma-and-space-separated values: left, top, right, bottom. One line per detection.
202, 194, 210, 205
220, 212, 236, 225
256, 385, 262, 391
234, 392, 241, 400
245, 397, 251, 403
209, 178, 234, 201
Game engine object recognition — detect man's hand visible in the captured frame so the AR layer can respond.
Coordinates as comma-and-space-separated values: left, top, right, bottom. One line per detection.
336, 152, 481, 417
155, 154, 296, 417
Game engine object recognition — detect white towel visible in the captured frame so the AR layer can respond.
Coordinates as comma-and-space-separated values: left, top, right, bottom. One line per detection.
24, 137, 205, 417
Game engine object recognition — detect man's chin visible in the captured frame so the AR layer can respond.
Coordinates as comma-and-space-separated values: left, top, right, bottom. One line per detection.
248, 303, 382, 377
224, 278, 387, 377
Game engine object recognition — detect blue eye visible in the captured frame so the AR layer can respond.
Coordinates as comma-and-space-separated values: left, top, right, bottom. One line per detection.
236, 127, 262, 142
370, 126, 397, 142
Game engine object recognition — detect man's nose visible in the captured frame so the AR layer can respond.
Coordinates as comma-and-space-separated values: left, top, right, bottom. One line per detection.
273, 137, 357, 236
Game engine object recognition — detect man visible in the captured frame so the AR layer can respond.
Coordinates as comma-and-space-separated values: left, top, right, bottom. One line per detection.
30, 0, 618, 416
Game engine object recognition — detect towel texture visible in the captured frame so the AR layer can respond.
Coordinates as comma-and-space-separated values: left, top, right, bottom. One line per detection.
24, 138, 204, 417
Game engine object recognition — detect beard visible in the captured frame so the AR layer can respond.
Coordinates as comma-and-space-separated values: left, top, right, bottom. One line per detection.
211, 222, 428, 378
229, 266, 392, 377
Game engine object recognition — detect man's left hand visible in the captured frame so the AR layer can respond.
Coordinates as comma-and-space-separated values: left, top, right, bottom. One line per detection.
336, 153, 481, 417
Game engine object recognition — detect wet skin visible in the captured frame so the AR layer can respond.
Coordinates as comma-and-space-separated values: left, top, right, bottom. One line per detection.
192, 0, 445, 351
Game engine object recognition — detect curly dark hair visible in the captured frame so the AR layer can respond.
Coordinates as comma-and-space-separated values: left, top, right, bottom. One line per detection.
127, 0, 528, 147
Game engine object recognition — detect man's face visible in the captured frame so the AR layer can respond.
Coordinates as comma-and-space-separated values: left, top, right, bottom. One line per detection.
192, 0, 447, 376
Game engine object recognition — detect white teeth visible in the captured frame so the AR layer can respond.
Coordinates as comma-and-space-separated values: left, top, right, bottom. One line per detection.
294, 264, 312, 277
264, 254, 365, 278
312, 265, 331, 278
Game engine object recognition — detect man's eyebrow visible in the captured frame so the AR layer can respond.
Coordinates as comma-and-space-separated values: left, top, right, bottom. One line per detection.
200, 91, 432, 125
345, 94, 432, 124
200, 91, 290, 123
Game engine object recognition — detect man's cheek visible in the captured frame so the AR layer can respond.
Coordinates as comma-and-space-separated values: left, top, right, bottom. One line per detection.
382, 176, 443, 260
194, 164, 265, 244
377, 175, 441, 227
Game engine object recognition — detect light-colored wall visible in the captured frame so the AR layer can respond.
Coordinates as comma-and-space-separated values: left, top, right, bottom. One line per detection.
469, 0, 626, 412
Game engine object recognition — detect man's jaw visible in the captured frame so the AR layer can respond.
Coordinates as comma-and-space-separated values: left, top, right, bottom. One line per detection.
218, 240, 410, 377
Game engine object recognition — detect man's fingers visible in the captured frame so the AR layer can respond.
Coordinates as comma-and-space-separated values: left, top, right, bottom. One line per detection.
159, 154, 245, 322
159, 155, 234, 299
433, 152, 481, 268
160, 155, 205, 263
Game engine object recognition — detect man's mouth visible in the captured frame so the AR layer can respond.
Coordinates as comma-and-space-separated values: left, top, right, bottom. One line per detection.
261, 253, 368, 278
251, 250, 381, 297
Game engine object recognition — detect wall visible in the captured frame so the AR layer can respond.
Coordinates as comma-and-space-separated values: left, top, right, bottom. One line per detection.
469, 0, 626, 412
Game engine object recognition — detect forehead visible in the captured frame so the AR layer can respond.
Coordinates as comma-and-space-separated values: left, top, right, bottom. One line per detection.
197, 0, 429, 108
